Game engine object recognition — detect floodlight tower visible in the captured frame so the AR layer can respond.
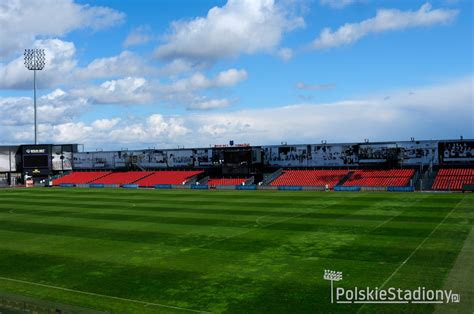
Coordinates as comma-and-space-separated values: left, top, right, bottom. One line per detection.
24, 49, 45, 145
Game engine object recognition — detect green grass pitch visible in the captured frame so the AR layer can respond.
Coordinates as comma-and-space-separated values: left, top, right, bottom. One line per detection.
0, 188, 472, 313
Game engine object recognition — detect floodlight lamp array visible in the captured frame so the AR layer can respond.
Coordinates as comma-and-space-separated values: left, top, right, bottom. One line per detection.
24, 49, 45, 70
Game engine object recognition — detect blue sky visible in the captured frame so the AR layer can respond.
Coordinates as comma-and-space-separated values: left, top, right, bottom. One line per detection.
0, 0, 472, 149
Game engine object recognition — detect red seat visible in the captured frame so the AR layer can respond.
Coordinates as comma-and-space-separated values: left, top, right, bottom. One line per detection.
270, 170, 349, 188
432, 169, 474, 191
91, 171, 153, 185
343, 169, 415, 187
53, 172, 112, 185
208, 178, 247, 187
135, 171, 203, 187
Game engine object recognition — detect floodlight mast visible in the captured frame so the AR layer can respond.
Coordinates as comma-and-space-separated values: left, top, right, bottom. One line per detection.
24, 49, 45, 145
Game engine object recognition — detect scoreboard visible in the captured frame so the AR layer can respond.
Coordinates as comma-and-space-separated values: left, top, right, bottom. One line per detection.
21, 144, 78, 177
22, 145, 51, 176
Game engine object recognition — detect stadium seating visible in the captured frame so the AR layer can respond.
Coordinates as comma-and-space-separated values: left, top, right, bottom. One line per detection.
343, 169, 415, 187
208, 178, 248, 187
53, 171, 112, 185
91, 171, 153, 185
134, 171, 203, 187
432, 168, 474, 190
270, 170, 349, 188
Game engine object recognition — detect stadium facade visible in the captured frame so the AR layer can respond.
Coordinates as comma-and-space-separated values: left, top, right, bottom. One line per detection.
0, 138, 472, 187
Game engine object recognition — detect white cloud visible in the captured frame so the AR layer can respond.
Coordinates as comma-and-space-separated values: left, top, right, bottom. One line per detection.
71, 77, 153, 105
312, 3, 458, 49
123, 26, 153, 47
158, 69, 247, 94
91, 118, 121, 130
319, 0, 360, 9
157, 59, 201, 76
0, 39, 77, 89
44, 114, 189, 147
190, 76, 473, 144
74, 51, 155, 80
0, 0, 125, 57
0, 42, 158, 89
214, 69, 248, 87
0, 39, 246, 109
187, 98, 233, 110
2, 76, 470, 149
154, 0, 304, 62
154, 69, 247, 108
0, 88, 87, 129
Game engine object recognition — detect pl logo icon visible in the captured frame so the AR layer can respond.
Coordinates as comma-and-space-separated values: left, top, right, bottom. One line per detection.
324, 270, 343, 303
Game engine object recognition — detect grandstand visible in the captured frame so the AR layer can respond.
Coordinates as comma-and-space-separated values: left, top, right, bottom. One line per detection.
52, 171, 111, 185
432, 168, 474, 190
135, 170, 203, 187
208, 178, 248, 187
270, 170, 348, 188
1, 138, 473, 191
343, 169, 415, 187
90, 171, 153, 185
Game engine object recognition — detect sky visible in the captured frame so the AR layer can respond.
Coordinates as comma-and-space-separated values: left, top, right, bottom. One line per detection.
0, 0, 472, 150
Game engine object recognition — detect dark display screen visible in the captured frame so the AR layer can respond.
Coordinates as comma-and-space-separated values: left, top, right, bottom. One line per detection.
23, 155, 49, 168
224, 150, 252, 164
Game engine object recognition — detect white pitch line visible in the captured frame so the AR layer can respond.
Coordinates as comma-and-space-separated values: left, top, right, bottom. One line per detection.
255, 214, 273, 226
0, 276, 209, 313
379, 199, 462, 290
356, 197, 465, 314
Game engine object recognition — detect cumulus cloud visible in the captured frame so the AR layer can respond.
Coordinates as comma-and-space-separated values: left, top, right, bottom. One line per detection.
123, 26, 153, 47
312, 3, 458, 49
0, 39, 77, 89
42, 114, 189, 148
70, 68, 247, 106
0, 0, 125, 57
155, 69, 247, 108
0, 40, 162, 90
0, 88, 88, 128
91, 118, 121, 130
189, 76, 473, 144
0, 38, 247, 108
158, 69, 247, 94
71, 77, 153, 105
74, 51, 155, 80
187, 98, 233, 110
154, 0, 304, 62
2, 76, 471, 149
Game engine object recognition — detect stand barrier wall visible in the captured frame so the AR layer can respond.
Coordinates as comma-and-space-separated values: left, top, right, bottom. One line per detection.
191, 185, 209, 190
361, 186, 388, 192
387, 186, 415, 192
334, 186, 361, 192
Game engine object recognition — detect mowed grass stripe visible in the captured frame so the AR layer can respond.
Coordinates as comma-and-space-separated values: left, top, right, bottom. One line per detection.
0, 193, 463, 263
0, 192, 466, 229
0, 189, 471, 313
1, 206, 461, 240
4, 188, 462, 210
3, 200, 468, 226
0, 217, 462, 266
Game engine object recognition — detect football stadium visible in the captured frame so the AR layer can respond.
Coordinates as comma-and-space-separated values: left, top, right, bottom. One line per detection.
1, 0, 473, 313
0, 140, 473, 313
